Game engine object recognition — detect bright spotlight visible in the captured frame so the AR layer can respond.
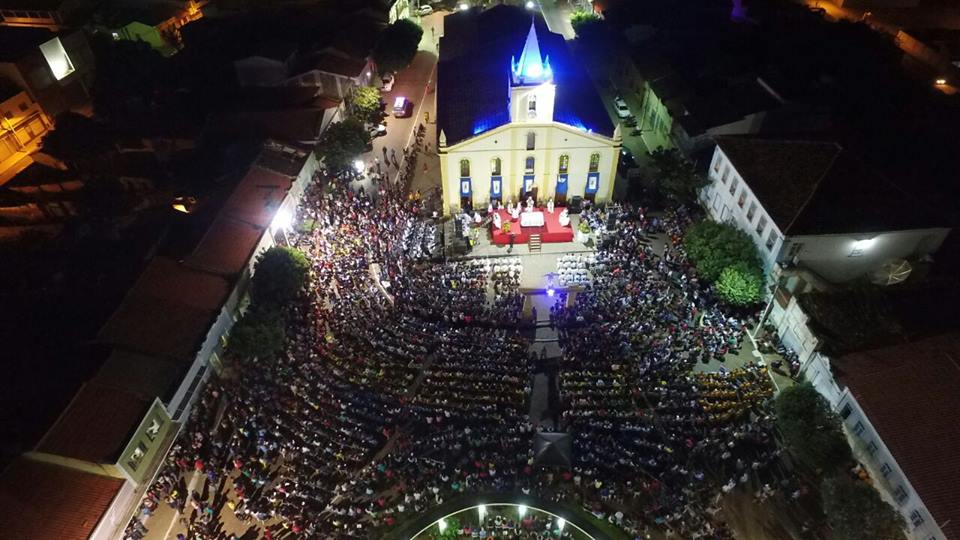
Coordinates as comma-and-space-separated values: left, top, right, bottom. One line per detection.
272, 208, 293, 231
518, 505, 527, 518
459, 2, 469, 10
353, 159, 365, 174
557, 517, 566, 531
438, 518, 447, 533
478, 505, 486, 520
547, 288, 555, 297
526, 0, 536, 9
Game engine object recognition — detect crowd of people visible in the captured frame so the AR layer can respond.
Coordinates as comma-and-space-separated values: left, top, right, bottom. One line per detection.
123, 169, 794, 540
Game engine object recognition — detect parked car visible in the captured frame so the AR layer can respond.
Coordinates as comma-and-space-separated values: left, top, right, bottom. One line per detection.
381, 74, 395, 92
418, 5, 433, 15
393, 96, 413, 118
613, 95, 631, 118
370, 123, 387, 138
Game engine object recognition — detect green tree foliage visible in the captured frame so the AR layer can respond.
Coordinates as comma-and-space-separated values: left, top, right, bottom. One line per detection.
683, 220, 761, 282
315, 118, 371, 175
228, 307, 286, 360
90, 36, 164, 121
250, 246, 310, 307
350, 85, 383, 125
373, 19, 423, 74
570, 10, 602, 37
822, 476, 906, 540
41, 112, 115, 168
649, 148, 709, 204
714, 261, 764, 306
774, 382, 852, 473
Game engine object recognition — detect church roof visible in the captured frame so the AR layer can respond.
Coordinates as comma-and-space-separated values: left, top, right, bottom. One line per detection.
437, 6, 614, 145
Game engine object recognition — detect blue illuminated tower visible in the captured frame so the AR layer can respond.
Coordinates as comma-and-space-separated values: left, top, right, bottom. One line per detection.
509, 21, 555, 124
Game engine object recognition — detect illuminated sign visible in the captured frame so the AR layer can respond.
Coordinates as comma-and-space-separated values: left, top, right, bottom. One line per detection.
39, 37, 75, 81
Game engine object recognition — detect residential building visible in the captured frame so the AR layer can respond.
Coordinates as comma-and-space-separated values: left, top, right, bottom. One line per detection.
0, 77, 51, 174
206, 86, 345, 145
96, 0, 204, 56
0, 26, 94, 116
701, 137, 950, 283
288, 52, 377, 99
233, 40, 298, 87
437, 6, 620, 215
811, 333, 960, 540
0, 139, 320, 540
0, 0, 95, 30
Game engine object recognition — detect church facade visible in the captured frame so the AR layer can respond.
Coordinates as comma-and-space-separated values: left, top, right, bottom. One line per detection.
436, 7, 620, 215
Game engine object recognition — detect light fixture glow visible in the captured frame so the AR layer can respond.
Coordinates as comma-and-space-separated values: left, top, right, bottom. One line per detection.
39, 37, 75, 81
526, 0, 536, 8
547, 288, 555, 297
353, 159, 365, 174
935, 78, 947, 86
478, 505, 486, 520
272, 208, 293, 231
459, 2, 468, 10
853, 238, 876, 251
557, 518, 566, 531
438, 518, 447, 533
518, 505, 527, 518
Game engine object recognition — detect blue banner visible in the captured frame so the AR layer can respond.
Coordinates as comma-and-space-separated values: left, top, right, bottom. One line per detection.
556, 174, 568, 195
523, 174, 535, 193
586, 172, 599, 194
491, 176, 502, 197
460, 178, 471, 196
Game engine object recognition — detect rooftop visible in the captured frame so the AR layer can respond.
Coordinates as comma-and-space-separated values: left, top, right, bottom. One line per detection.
0, 458, 123, 540
834, 333, 960, 540
35, 383, 149, 464
294, 52, 367, 78
716, 137, 946, 235
437, 6, 614, 145
0, 26, 56, 62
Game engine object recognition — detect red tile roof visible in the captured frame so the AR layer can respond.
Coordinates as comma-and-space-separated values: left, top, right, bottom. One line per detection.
0, 458, 123, 540
835, 333, 960, 539
36, 383, 150, 464
221, 165, 292, 228
98, 256, 231, 361
186, 215, 265, 276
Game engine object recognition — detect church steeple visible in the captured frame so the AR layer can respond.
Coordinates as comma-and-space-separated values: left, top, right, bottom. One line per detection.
511, 21, 551, 86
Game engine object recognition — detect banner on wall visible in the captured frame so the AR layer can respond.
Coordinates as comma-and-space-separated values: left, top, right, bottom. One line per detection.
523, 174, 535, 193
491, 176, 502, 197
460, 178, 471, 196
556, 174, 568, 195
586, 172, 599, 194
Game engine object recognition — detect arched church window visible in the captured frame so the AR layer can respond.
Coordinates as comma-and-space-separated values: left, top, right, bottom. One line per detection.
527, 94, 537, 118
526, 132, 536, 150
589, 152, 601, 173
460, 159, 470, 177
558, 154, 569, 174
525, 156, 535, 174
491, 157, 502, 176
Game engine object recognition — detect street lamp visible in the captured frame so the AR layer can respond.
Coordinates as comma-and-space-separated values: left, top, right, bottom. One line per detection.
518, 505, 527, 519
525, 0, 536, 9
459, 2, 469, 11
353, 159, 365, 174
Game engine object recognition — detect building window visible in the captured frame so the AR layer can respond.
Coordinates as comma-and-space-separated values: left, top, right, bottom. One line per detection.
712, 153, 722, 173
525, 156, 535, 174
459, 159, 470, 177
720, 165, 730, 185
867, 440, 879, 456
766, 230, 778, 251
127, 441, 148, 471
756, 216, 767, 236
528, 94, 536, 114
737, 190, 747, 208
558, 154, 569, 174
728, 176, 738, 196
910, 510, 924, 528
18, 102, 28, 112
526, 131, 536, 150
491, 157, 501, 176
589, 153, 600, 173
839, 404, 852, 419
853, 421, 865, 437
788, 242, 804, 259
880, 462, 892, 478
746, 202, 757, 221
894, 486, 908, 505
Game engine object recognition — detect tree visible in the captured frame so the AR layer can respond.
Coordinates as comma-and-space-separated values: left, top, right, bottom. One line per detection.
41, 112, 115, 169
714, 261, 764, 306
649, 148, 708, 204
683, 220, 761, 282
372, 19, 423, 74
228, 307, 286, 360
250, 246, 310, 307
822, 476, 906, 540
774, 382, 852, 473
90, 36, 164, 122
350, 85, 383, 125
570, 10, 602, 37
315, 118, 371, 175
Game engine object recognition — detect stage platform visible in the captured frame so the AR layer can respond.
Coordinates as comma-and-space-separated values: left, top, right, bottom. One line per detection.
491, 207, 574, 245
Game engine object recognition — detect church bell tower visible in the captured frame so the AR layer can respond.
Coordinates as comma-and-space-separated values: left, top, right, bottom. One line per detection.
509, 21, 555, 124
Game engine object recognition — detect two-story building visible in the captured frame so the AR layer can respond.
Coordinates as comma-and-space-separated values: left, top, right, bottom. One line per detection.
436, 6, 620, 215
0, 26, 94, 116
700, 136, 951, 284
0, 76, 51, 173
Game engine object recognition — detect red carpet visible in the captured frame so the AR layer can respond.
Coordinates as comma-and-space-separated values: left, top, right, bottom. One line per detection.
491, 207, 574, 245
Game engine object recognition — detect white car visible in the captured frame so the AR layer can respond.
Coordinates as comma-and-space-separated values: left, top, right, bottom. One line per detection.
381, 74, 395, 92
418, 5, 433, 15
613, 96, 631, 118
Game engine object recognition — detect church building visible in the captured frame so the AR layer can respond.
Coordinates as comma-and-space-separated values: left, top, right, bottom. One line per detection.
436, 6, 621, 216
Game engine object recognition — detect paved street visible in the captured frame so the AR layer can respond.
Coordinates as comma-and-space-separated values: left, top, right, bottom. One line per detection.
535, 0, 577, 40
